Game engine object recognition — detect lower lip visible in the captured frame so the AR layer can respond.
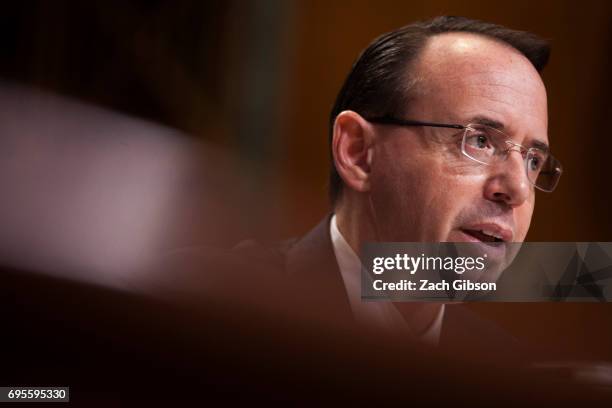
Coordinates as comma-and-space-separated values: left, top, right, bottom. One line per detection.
454, 229, 508, 259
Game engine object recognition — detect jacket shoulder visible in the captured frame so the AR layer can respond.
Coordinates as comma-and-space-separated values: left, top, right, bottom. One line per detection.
232, 237, 298, 272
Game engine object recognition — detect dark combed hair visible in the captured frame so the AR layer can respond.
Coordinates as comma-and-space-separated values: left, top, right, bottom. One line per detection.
328, 15, 551, 203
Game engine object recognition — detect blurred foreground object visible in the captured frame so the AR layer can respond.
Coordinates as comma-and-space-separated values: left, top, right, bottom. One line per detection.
0, 81, 245, 289
1, 82, 611, 404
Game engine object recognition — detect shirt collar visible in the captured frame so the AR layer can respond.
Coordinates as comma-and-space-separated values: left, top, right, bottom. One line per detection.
329, 214, 445, 345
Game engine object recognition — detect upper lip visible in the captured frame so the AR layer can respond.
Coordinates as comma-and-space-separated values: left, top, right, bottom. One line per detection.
460, 222, 514, 242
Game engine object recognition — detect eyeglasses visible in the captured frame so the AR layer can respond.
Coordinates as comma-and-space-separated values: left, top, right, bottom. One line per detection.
365, 116, 563, 193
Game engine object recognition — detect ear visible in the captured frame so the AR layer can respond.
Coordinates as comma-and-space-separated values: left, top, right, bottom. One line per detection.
332, 110, 375, 194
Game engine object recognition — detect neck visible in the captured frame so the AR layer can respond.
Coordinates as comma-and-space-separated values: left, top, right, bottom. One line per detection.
334, 193, 444, 334
334, 195, 375, 258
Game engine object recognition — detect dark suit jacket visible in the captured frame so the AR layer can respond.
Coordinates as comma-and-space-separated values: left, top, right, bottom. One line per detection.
4, 216, 606, 403
233, 214, 525, 359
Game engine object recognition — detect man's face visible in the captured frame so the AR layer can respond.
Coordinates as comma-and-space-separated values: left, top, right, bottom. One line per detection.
369, 33, 548, 245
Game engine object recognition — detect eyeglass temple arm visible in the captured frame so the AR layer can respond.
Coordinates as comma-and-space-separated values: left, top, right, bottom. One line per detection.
366, 116, 465, 130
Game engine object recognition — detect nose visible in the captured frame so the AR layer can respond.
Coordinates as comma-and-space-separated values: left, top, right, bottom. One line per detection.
483, 150, 531, 207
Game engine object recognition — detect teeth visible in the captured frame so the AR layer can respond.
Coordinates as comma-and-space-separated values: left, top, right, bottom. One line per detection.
481, 229, 503, 240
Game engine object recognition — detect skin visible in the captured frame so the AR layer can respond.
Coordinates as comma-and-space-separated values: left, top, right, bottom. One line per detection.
332, 32, 549, 332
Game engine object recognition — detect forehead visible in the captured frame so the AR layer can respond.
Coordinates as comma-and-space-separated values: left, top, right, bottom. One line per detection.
409, 32, 549, 143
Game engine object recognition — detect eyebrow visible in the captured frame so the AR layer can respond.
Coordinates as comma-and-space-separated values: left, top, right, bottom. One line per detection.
470, 115, 505, 130
468, 115, 550, 153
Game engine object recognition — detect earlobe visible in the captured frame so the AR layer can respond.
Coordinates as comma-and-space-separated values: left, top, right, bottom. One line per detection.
332, 110, 374, 194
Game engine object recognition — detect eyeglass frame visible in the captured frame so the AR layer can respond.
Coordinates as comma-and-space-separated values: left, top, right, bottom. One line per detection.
364, 115, 563, 193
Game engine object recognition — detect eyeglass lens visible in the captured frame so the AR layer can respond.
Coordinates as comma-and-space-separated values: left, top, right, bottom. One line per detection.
462, 125, 562, 192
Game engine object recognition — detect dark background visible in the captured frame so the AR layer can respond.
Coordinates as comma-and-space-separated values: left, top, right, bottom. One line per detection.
1, 0, 611, 358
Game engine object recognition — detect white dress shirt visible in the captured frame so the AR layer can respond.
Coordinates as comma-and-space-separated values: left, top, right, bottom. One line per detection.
330, 215, 444, 345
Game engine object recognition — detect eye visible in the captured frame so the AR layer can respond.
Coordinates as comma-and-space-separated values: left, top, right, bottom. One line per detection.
528, 153, 546, 173
475, 135, 488, 149
529, 156, 540, 171
465, 133, 493, 150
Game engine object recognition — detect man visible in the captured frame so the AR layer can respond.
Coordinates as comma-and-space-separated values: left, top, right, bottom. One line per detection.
271, 16, 561, 348
156, 16, 561, 354
3, 16, 601, 403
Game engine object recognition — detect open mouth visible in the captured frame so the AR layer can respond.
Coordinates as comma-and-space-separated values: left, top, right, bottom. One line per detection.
461, 229, 505, 244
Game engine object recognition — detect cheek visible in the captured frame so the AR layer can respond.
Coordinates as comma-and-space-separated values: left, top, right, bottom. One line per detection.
426, 172, 485, 229
437, 160, 486, 201
372, 147, 478, 240
369, 150, 432, 238
514, 197, 535, 240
